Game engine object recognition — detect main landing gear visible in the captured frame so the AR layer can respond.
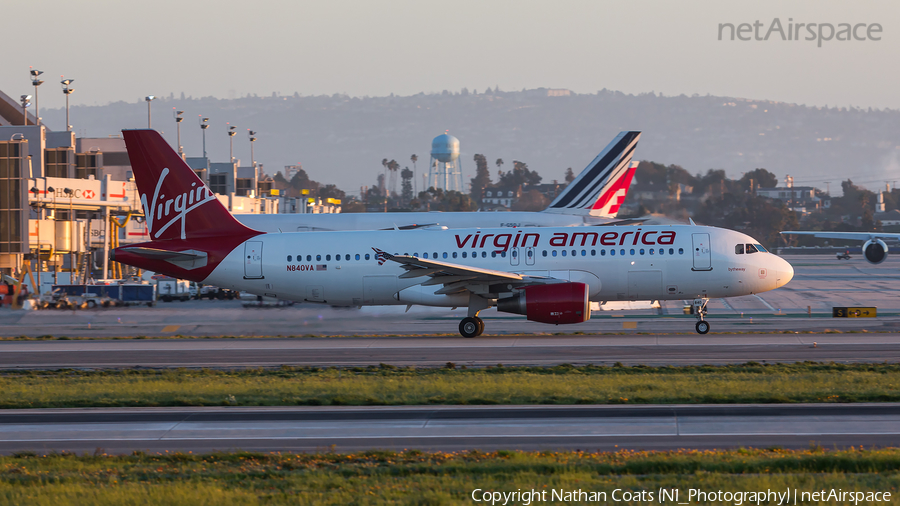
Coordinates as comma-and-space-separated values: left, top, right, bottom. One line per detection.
459, 316, 485, 338
693, 298, 710, 334
460, 295, 491, 338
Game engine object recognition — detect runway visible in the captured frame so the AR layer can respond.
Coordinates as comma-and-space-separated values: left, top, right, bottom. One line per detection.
1, 332, 899, 368
1, 404, 898, 454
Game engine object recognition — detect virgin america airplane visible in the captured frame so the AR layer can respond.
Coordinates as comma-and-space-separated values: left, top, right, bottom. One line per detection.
237, 131, 642, 232
112, 130, 794, 336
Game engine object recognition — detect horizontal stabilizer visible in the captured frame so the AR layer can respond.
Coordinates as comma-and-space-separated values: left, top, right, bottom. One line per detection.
115, 247, 208, 270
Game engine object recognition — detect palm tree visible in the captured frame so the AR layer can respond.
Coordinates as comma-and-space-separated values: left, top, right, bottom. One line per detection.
381, 158, 388, 197
410, 154, 418, 194
388, 159, 400, 197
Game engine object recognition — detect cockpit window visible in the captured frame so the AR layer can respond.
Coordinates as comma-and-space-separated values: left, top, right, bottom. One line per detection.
735, 244, 744, 255
754, 244, 767, 253
745, 244, 759, 254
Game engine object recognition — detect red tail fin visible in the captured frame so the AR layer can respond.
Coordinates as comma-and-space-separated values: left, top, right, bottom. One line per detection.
123, 129, 256, 240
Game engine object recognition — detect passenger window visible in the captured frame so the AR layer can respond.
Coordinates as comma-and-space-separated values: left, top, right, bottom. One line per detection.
462, 252, 467, 258
481, 251, 487, 258
423, 253, 428, 259
591, 250, 596, 256
746, 244, 758, 254
307, 255, 312, 261
678, 248, 684, 254
571, 250, 576, 256
433, 252, 438, 258
501, 251, 506, 258
552, 250, 558, 257
443, 252, 448, 259
620, 249, 625, 255
669, 248, 674, 255
649, 249, 654, 255
452, 252, 457, 258
582, 250, 587, 256
601, 249, 606, 256
316, 254, 321, 261
639, 249, 645, 255
287, 255, 292, 262
562, 250, 567, 257
365, 254, 370, 260
630, 249, 635, 255
491, 252, 497, 258
527, 250, 533, 257
735, 244, 745, 254
355, 254, 360, 260
610, 249, 615, 256
326, 254, 331, 261
542, 250, 547, 257
345, 254, 350, 261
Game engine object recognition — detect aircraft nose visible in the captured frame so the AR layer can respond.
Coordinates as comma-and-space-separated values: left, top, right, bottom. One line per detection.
774, 256, 794, 288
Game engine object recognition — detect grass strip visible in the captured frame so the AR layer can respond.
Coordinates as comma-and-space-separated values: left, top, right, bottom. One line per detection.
0, 447, 897, 505
1, 362, 900, 408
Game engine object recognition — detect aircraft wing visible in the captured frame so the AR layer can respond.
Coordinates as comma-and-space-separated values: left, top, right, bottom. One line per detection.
115, 247, 208, 270
372, 248, 565, 296
781, 231, 900, 241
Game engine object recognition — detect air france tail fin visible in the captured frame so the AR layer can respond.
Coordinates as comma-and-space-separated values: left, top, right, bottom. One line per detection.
112, 130, 261, 282
122, 129, 257, 241
542, 131, 640, 217
589, 161, 637, 218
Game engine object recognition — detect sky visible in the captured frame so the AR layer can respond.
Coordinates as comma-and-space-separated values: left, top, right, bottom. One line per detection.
3, 0, 898, 110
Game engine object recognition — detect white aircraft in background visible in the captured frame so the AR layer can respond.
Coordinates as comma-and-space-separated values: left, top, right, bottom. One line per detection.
112, 130, 793, 336
781, 230, 896, 264
237, 131, 642, 232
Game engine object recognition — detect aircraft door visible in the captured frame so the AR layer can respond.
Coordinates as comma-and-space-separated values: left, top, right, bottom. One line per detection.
525, 247, 536, 265
510, 248, 520, 266
244, 241, 264, 279
691, 233, 711, 271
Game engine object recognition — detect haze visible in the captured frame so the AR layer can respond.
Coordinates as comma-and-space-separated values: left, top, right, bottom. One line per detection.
4, 0, 897, 110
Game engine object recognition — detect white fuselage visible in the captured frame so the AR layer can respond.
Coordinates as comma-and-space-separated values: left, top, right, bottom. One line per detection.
236, 211, 610, 233
201, 225, 793, 306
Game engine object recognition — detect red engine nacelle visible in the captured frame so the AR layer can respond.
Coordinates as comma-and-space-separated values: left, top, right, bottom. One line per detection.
497, 282, 591, 324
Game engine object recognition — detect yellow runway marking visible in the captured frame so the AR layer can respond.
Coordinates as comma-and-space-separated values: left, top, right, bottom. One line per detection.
162, 325, 181, 333
622, 322, 637, 329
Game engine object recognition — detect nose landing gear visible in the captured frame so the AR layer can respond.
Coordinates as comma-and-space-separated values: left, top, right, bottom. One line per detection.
693, 298, 710, 334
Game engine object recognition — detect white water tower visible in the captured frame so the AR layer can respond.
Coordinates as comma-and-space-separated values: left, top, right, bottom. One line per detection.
428, 133, 463, 192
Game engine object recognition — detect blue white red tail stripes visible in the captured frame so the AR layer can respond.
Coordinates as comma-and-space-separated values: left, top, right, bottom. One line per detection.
543, 131, 640, 217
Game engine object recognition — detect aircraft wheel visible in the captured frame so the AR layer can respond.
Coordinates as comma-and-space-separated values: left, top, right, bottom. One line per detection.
460, 317, 480, 338
695, 321, 710, 335
475, 317, 485, 336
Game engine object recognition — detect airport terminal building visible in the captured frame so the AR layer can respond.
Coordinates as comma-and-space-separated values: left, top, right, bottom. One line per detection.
0, 89, 293, 288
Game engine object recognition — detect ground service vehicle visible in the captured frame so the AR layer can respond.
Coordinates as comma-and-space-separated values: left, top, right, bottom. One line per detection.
112, 130, 794, 336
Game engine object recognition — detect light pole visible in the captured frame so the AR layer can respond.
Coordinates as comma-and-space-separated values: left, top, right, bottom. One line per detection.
173, 109, 184, 155
227, 124, 236, 162
60, 77, 74, 132
30, 68, 43, 126
144, 96, 155, 128
199, 116, 209, 158
19, 95, 31, 126
248, 130, 257, 168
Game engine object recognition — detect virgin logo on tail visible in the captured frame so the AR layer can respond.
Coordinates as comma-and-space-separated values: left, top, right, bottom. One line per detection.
140, 167, 219, 240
